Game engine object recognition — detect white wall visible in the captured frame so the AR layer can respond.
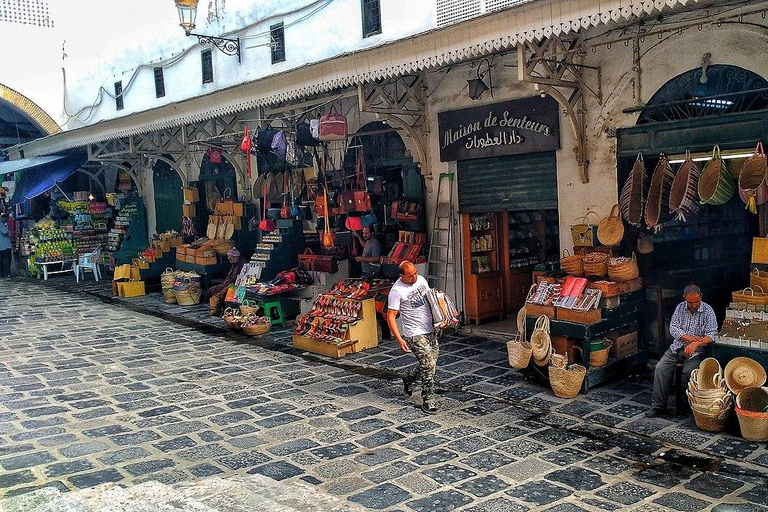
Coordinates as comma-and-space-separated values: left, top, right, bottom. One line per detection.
60, 0, 435, 130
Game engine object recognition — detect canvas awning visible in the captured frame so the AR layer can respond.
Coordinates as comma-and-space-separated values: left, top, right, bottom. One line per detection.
9, 155, 87, 204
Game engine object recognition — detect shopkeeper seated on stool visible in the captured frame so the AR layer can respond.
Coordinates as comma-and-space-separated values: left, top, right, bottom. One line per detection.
205, 247, 246, 311
646, 284, 717, 418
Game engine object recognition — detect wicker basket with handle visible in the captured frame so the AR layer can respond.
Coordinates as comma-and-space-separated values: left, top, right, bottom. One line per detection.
731, 287, 768, 307
507, 309, 531, 369
549, 363, 586, 398
597, 204, 624, 246
560, 249, 584, 276
698, 145, 734, 206
735, 387, 768, 442
607, 253, 640, 282
531, 316, 552, 366
582, 252, 609, 278
749, 268, 768, 291
589, 340, 613, 367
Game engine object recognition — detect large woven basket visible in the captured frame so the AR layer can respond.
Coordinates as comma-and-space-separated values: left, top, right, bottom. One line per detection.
161, 268, 177, 290
749, 268, 768, 291
698, 145, 734, 206
560, 249, 584, 276
607, 253, 639, 282
692, 408, 729, 432
549, 364, 586, 398
239, 299, 260, 317
597, 204, 624, 246
589, 340, 612, 367
507, 339, 532, 369
735, 387, 768, 441
176, 286, 201, 306
725, 357, 767, 394
668, 151, 701, 222
645, 153, 676, 228
695, 358, 723, 390
737, 142, 768, 213
731, 287, 768, 307
620, 153, 648, 227
163, 289, 177, 304
243, 322, 271, 336
583, 252, 609, 278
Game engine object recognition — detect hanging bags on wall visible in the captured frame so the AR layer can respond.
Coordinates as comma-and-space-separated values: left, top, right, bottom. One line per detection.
698, 145, 734, 205
644, 153, 675, 228
619, 153, 648, 227
317, 106, 348, 141
738, 142, 768, 214
668, 150, 701, 222
297, 120, 320, 147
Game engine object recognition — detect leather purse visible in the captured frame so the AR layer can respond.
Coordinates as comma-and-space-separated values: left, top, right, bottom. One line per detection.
259, 183, 276, 232
321, 188, 335, 248
317, 106, 347, 141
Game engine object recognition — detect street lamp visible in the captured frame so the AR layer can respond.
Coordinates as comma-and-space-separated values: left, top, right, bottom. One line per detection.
467, 58, 493, 100
173, 0, 241, 62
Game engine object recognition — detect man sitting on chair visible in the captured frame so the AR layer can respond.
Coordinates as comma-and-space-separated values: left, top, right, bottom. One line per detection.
646, 284, 717, 418
205, 247, 246, 314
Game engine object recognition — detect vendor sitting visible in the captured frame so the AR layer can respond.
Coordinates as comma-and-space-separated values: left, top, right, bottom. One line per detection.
353, 227, 382, 278
646, 284, 717, 418
205, 247, 246, 312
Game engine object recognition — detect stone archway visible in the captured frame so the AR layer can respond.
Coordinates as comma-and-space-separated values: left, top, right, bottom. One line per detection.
0, 83, 60, 138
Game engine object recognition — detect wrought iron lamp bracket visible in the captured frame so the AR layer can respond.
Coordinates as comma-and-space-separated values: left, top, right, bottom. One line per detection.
190, 32, 241, 62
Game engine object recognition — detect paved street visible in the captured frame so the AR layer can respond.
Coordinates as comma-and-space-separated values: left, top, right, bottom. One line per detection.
1, 278, 767, 511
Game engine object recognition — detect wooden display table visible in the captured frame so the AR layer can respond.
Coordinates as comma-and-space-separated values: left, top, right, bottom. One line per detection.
292, 297, 378, 358
525, 289, 647, 391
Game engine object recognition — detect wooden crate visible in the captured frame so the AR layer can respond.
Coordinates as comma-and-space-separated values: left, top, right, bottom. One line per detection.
556, 307, 602, 324
525, 303, 556, 318
195, 255, 217, 265
590, 277, 643, 297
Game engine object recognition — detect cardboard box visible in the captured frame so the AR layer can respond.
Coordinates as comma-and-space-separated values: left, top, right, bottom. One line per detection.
117, 280, 145, 298
182, 203, 197, 217
606, 328, 638, 358
169, 236, 182, 248
195, 255, 217, 265
556, 307, 602, 324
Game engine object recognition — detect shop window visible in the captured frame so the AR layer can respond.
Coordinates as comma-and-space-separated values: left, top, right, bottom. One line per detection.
154, 67, 165, 98
114, 81, 123, 111
201, 49, 213, 84
361, 0, 381, 37
270, 23, 285, 64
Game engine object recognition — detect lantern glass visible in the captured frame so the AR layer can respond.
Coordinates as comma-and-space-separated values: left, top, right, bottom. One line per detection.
467, 78, 489, 100
174, 0, 199, 35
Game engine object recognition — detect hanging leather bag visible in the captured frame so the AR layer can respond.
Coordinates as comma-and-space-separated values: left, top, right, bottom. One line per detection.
321, 188, 336, 248
341, 149, 372, 213
297, 120, 320, 147
317, 106, 347, 141
258, 183, 276, 232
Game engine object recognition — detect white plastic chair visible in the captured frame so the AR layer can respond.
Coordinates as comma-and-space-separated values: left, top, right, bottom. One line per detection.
77, 245, 103, 281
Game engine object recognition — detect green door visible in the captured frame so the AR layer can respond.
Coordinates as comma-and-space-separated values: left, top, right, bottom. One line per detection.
153, 160, 183, 234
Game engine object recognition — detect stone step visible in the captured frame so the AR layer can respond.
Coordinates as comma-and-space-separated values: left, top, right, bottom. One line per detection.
173, 475, 311, 512
74, 481, 217, 512
0, 487, 67, 512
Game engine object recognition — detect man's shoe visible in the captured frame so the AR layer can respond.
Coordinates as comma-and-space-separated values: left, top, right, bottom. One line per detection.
403, 377, 413, 397
645, 408, 665, 418
421, 402, 438, 415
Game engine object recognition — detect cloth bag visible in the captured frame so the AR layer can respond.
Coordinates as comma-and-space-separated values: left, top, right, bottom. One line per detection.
317, 106, 348, 141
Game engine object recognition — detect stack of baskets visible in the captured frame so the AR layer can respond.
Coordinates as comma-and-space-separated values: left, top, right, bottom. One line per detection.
222, 307, 244, 330
560, 249, 584, 276
174, 272, 202, 306
549, 355, 586, 399
687, 358, 732, 432
583, 252, 609, 278
607, 253, 640, 281
161, 268, 178, 303
735, 387, 768, 442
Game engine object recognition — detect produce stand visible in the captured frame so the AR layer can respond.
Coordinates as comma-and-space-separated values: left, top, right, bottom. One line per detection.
525, 289, 647, 392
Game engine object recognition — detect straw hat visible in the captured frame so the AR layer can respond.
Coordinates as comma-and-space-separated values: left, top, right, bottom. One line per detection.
724, 357, 767, 394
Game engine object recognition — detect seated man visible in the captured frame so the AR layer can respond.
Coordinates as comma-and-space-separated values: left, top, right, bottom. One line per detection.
205, 247, 246, 313
646, 284, 717, 418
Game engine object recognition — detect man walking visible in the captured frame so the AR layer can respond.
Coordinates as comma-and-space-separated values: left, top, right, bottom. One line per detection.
0, 213, 12, 278
646, 284, 717, 417
386, 261, 439, 414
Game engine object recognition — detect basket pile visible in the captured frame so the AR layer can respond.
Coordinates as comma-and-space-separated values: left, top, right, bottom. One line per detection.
173, 272, 202, 306
735, 387, 768, 442
560, 249, 584, 276
687, 358, 732, 432
242, 314, 272, 336
239, 299, 260, 317
161, 268, 178, 303
607, 253, 639, 282
583, 252, 609, 278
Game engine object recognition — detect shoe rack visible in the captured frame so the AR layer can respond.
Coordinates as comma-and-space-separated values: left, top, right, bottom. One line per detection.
292, 295, 378, 358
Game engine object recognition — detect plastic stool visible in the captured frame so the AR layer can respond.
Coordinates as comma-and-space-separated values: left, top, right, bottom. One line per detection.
259, 300, 285, 327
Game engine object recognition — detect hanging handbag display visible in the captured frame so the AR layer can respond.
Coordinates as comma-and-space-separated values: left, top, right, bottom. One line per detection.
271, 130, 288, 160
738, 142, 768, 214
314, 153, 328, 217
297, 120, 320, 147
340, 148, 372, 213
256, 126, 278, 155
258, 183, 277, 232
240, 125, 252, 178
322, 187, 335, 248
317, 105, 348, 141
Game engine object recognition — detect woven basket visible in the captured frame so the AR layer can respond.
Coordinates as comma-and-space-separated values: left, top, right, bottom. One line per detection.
507, 340, 533, 369
668, 151, 701, 222
176, 287, 201, 306
161, 268, 177, 290
692, 408, 729, 432
731, 287, 768, 307
239, 299, 259, 317
735, 405, 768, 442
163, 289, 177, 304
583, 252, 609, 278
695, 358, 722, 390
620, 153, 648, 227
560, 249, 584, 276
645, 153, 676, 228
725, 357, 767, 394
749, 268, 768, 291
549, 364, 586, 398
607, 253, 639, 282
516, 307, 527, 334
698, 145, 734, 206
597, 204, 625, 246
737, 142, 768, 213
531, 316, 551, 366
243, 322, 272, 336
589, 340, 612, 367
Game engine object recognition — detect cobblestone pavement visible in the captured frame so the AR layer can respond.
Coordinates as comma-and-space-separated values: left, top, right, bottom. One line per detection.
1, 277, 767, 511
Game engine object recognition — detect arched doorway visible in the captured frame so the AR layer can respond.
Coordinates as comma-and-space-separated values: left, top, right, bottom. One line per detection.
153, 158, 183, 234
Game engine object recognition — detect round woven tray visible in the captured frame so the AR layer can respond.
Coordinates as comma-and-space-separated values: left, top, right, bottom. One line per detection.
725, 357, 767, 394
597, 204, 624, 246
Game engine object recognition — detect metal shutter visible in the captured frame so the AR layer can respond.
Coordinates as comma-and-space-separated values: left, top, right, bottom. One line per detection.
457, 151, 557, 213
